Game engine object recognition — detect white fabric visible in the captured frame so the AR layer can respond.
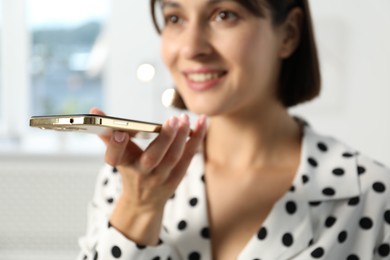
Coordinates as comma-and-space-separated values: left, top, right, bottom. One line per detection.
78, 125, 390, 260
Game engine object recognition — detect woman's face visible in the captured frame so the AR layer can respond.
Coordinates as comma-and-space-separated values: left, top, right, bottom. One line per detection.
160, 0, 286, 116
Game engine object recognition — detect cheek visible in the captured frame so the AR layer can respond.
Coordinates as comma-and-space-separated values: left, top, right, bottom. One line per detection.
160, 42, 170, 69
160, 36, 176, 70
232, 34, 279, 79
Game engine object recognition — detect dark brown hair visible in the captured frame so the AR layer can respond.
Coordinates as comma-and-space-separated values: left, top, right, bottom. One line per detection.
150, 0, 321, 108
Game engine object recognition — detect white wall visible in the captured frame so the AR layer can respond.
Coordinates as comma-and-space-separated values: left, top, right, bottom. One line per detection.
104, 0, 170, 122
0, 155, 102, 260
291, 0, 390, 166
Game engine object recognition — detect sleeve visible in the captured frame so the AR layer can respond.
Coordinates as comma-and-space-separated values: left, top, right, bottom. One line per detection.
77, 165, 178, 260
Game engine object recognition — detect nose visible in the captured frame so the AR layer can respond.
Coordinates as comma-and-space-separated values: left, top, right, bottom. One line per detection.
180, 22, 213, 60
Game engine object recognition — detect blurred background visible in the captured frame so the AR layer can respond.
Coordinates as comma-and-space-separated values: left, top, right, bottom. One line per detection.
0, 0, 389, 259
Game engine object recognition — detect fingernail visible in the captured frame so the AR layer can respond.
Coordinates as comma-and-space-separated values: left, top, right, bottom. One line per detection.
195, 115, 206, 131
180, 114, 189, 125
169, 116, 179, 130
114, 131, 126, 143
199, 115, 206, 126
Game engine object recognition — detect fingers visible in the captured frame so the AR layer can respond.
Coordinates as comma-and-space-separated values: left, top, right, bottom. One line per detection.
168, 115, 207, 185
150, 114, 191, 180
89, 107, 105, 116
100, 110, 207, 189
104, 131, 131, 166
137, 116, 180, 173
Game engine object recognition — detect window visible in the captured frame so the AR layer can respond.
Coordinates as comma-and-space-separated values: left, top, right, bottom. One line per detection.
0, 0, 2, 131
0, 0, 168, 154
28, 0, 109, 115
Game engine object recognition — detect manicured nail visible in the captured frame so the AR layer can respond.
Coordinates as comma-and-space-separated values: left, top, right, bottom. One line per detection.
199, 115, 206, 126
180, 114, 189, 126
169, 116, 179, 130
114, 131, 126, 143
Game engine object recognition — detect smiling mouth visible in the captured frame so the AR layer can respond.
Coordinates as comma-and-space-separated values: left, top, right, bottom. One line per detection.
186, 72, 227, 82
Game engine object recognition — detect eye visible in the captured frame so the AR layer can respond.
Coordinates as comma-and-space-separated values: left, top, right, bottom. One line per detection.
215, 10, 239, 22
164, 14, 182, 25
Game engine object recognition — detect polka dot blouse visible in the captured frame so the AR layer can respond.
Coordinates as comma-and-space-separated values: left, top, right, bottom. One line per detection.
78, 124, 390, 260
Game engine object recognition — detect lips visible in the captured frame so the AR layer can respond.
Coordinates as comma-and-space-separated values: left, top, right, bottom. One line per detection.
187, 72, 223, 82
183, 69, 227, 91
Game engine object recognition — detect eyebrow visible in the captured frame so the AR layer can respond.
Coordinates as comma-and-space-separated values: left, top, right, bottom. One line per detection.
161, 0, 239, 9
209, 0, 238, 4
161, 0, 180, 9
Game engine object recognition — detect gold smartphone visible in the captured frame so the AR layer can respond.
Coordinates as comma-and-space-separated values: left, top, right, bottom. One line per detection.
29, 114, 162, 137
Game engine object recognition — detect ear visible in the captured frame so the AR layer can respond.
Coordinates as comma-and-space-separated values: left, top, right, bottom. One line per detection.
278, 7, 304, 59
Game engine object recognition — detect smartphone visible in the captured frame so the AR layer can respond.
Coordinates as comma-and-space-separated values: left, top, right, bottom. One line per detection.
29, 114, 162, 137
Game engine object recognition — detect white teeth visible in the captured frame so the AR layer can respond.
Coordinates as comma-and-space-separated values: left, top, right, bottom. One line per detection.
187, 73, 220, 82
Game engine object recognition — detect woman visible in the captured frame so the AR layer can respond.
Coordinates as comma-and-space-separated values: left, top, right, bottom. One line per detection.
78, 0, 390, 259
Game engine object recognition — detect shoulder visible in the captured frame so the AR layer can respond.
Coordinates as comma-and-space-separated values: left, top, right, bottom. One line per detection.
355, 152, 390, 203
304, 125, 390, 203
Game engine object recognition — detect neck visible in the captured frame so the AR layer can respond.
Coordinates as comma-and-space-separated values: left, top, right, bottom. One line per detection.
205, 103, 302, 172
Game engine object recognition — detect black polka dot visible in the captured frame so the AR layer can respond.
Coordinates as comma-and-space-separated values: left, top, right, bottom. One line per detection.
282, 233, 294, 247
103, 178, 109, 186
108, 221, 112, 228
346, 254, 359, 260
170, 193, 175, 199
308, 238, 314, 246
188, 252, 201, 260
338, 231, 347, 243
309, 201, 321, 207
357, 166, 366, 175
112, 167, 118, 173
317, 142, 328, 152
308, 157, 318, 167
201, 227, 210, 239
285, 201, 297, 214
152, 257, 160, 260
257, 227, 267, 240
310, 247, 324, 258
322, 187, 336, 196
158, 238, 163, 245
342, 152, 355, 158
348, 197, 360, 206
111, 246, 121, 258
359, 217, 373, 229
83, 255, 87, 260
290, 185, 296, 192
384, 210, 390, 224
378, 243, 390, 257
106, 198, 114, 204
189, 198, 198, 207
93, 252, 98, 260
373, 182, 386, 193
201, 174, 205, 183
302, 175, 309, 184
325, 216, 337, 228
136, 244, 146, 249
332, 168, 345, 176
178, 220, 187, 230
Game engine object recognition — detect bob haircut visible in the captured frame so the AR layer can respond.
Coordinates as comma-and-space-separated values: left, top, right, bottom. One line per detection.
150, 0, 321, 108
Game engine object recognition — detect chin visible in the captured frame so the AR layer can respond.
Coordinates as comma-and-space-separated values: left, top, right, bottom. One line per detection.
185, 102, 225, 117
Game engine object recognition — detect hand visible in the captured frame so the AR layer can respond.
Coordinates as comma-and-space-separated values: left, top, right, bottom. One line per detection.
89, 107, 207, 244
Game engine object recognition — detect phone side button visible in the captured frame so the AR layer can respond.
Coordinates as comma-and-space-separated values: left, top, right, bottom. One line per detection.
113, 120, 128, 126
